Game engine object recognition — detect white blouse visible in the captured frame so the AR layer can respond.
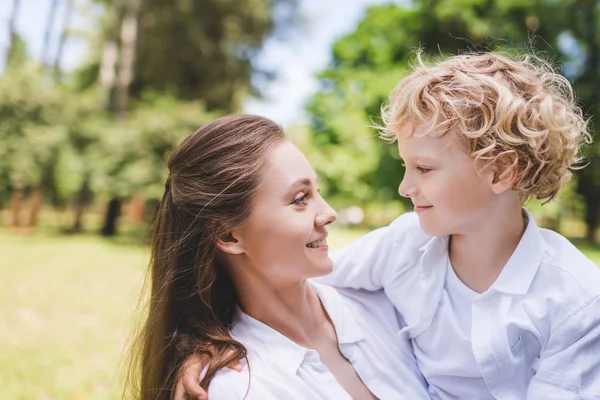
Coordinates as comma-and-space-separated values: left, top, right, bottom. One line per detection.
206, 282, 430, 399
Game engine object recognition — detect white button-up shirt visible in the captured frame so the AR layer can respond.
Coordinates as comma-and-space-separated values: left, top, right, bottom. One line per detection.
321, 211, 600, 400
412, 258, 492, 399
207, 282, 430, 399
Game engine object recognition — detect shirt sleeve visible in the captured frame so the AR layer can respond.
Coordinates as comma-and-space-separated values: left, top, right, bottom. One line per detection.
527, 295, 600, 400
316, 212, 422, 291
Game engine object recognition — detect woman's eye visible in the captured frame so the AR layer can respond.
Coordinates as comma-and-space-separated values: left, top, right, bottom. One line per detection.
417, 166, 432, 174
292, 193, 309, 205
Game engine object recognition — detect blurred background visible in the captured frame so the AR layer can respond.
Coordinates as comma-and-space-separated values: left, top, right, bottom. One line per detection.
1, 0, 599, 398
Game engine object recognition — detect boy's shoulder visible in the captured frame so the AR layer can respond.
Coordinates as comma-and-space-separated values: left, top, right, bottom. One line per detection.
388, 212, 433, 248
536, 227, 600, 302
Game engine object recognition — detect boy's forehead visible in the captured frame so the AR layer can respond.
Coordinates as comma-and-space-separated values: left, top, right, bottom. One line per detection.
397, 119, 447, 139
397, 124, 456, 159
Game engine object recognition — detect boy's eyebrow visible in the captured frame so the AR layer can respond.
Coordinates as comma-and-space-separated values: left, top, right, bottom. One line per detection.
400, 154, 438, 163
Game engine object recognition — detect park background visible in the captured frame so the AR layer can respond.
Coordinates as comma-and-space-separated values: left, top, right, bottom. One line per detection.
1, 0, 600, 398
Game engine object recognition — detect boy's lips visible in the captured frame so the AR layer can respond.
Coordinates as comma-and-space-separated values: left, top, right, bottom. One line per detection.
414, 205, 433, 213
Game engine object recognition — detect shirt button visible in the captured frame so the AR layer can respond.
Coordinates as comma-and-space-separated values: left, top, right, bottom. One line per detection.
305, 350, 320, 363
315, 363, 328, 373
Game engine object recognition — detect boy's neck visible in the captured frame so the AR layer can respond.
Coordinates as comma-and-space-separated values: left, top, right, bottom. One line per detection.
448, 206, 527, 293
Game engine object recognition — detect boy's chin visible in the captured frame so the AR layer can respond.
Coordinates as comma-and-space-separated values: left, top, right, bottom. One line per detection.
416, 218, 450, 237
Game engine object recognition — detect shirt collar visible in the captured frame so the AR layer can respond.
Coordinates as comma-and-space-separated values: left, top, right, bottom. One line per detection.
230, 282, 365, 376
417, 209, 548, 295
231, 309, 307, 376
488, 209, 548, 295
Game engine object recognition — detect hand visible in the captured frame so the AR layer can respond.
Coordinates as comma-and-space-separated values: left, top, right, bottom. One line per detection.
173, 354, 244, 400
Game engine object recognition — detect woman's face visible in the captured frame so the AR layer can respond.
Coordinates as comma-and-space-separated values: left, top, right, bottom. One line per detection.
229, 140, 337, 283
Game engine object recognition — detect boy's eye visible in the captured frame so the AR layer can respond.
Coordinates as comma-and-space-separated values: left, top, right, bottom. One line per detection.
416, 166, 432, 174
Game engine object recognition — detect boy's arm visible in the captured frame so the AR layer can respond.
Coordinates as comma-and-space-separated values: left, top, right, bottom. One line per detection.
317, 212, 422, 291
527, 295, 600, 399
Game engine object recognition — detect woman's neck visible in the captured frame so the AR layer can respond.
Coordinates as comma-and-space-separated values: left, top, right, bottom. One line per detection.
230, 269, 330, 347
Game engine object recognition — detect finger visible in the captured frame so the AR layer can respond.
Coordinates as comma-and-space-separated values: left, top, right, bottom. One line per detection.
227, 360, 243, 372
173, 379, 186, 400
182, 359, 208, 399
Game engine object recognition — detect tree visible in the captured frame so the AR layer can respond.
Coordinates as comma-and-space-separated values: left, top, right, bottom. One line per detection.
129, 0, 298, 112
0, 64, 68, 228
5, 0, 22, 68
42, 0, 60, 68
99, 0, 142, 237
564, 0, 600, 243
54, 0, 76, 78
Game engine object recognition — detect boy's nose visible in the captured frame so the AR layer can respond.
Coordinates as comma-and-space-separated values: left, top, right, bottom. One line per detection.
398, 179, 417, 198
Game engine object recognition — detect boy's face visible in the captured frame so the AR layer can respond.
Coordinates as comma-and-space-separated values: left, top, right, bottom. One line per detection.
396, 121, 498, 236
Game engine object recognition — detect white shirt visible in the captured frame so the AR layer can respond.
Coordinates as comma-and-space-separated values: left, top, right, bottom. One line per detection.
321, 211, 600, 400
206, 282, 430, 400
413, 258, 492, 399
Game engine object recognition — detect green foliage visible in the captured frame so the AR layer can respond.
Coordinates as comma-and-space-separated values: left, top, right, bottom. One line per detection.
2, 0, 294, 231
90, 95, 215, 199
0, 63, 68, 195
95, 0, 299, 112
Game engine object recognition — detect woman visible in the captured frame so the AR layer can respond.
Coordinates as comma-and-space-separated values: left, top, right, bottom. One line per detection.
126, 115, 428, 399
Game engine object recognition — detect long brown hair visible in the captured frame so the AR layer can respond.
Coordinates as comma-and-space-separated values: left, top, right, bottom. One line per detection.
126, 115, 285, 399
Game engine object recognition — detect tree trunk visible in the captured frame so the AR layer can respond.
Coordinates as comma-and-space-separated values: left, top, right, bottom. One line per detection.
53, 0, 75, 78
128, 192, 146, 227
114, 0, 142, 116
26, 187, 43, 228
98, 1, 142, 238
42, 0, 59, 67
7, 184, 25, 227
6, 0, 20, 68
99, 0, 125, 107
584, 199, 599, 244
101, 197, 122, 237
70, 175, 91, 233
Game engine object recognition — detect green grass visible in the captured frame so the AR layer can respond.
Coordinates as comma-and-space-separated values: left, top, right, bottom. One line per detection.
0, 225, 598, 399
0, 232, 148, 400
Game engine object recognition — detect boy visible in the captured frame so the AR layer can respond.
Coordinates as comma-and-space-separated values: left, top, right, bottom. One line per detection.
177, 52, 600, 399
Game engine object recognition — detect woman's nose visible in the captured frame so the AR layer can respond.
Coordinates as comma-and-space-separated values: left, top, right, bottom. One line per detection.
316, 199, 337, 227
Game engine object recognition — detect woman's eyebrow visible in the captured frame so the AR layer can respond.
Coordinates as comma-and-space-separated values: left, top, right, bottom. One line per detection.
285, 178, 311, 195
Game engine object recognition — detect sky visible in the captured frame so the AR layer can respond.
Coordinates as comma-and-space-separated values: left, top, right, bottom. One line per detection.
0, 0, 398, 126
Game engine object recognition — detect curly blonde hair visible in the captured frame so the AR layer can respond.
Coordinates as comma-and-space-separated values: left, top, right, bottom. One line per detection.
381, 51, 592, 203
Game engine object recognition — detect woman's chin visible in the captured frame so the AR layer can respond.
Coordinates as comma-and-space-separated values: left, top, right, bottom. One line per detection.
311, 259, 334, 277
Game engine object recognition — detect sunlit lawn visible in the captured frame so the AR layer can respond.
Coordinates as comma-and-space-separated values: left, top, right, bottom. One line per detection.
1, 223, 599, 399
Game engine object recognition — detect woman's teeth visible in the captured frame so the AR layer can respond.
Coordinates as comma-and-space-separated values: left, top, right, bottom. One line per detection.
306, 239, 326, 248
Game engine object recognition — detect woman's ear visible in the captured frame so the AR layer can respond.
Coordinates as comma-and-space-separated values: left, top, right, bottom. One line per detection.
216, 232, 244, 255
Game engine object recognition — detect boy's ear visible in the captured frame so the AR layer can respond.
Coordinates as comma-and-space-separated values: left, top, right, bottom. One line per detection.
216, 232, 244, 255
490, 155, 518, 195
